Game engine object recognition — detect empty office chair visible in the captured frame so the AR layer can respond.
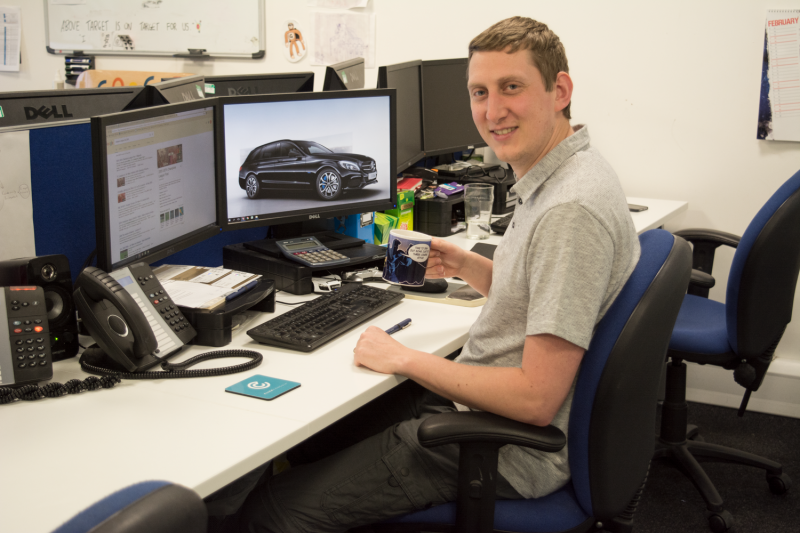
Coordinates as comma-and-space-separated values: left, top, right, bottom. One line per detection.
52, 481, 207, 533
655, 171, 800, 532
365, 229, 691, 533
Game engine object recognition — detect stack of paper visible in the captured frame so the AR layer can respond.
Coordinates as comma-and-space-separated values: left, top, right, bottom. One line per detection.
153, 265, 261, 309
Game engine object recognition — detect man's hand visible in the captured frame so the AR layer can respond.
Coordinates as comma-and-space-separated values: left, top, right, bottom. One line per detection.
427, 237, 494, 296
353, 326, 411, 374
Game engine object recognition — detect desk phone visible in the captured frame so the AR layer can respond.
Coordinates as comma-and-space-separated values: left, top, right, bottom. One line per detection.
276, 236, 351, 268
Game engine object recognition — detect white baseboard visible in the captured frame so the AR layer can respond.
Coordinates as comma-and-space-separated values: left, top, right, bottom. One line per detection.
685, 361, 800, 419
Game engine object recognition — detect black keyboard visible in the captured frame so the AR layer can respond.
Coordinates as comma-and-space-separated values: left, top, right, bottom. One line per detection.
247, 283, 405, 352
490, 212, 514, 234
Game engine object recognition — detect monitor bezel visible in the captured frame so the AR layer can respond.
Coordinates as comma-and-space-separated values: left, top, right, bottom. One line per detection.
377, 59, 425, 174
420, 58, 487, 157
204, 72, 314, 96
92, 98, 221, 273
215, 89, 397, 232
148, 74, 206, 106
323, 57, 365, 91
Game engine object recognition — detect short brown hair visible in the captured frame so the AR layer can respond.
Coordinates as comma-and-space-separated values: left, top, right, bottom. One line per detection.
468, 16, 571, 119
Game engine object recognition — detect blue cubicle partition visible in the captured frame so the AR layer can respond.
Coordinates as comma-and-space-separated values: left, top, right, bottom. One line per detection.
29, 123, 268, 281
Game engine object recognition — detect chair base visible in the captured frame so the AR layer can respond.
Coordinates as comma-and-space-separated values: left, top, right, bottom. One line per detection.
654, 360, 792, 532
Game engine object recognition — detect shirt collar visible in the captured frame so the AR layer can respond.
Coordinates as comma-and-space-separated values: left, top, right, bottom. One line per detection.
511, 124, 591, 203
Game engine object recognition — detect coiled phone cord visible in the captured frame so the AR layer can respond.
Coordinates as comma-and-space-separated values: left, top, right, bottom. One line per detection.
79, 347, 263, 380
0, 376, 121, 405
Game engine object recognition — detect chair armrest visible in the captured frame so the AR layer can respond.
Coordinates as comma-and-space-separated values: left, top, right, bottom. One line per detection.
674, 229, 741, 249
689, 268, 715, 290
417, 411, 566, 452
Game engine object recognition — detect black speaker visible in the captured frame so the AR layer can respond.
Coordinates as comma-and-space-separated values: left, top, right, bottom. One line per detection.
0, 255, 80, 361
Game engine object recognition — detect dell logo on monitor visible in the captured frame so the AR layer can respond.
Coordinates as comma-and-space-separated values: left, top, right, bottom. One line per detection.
24, 105, 74, 120
309, 214, 320, 219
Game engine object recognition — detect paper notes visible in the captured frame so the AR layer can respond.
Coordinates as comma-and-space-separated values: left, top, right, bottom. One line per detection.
759, 10, 800, 141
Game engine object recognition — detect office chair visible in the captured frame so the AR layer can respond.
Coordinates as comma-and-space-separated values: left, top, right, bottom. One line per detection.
52, 481, 207, 533
655, 171, 800, 533
365, 229, 691, 533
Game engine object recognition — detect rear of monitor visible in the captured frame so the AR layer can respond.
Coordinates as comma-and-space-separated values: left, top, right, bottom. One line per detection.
147, 75, 206, 106
377, 60, 424, 174
420, 58, 485, 156
323, 58, 365, 91
0, 87, 146, 130
204, 72, 314, 96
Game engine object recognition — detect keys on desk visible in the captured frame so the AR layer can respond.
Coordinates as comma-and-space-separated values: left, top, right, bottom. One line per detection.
247, 283, 405, 352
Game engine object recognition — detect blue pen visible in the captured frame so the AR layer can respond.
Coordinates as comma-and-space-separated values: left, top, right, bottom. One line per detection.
226, 279, 259, 301
385, 318, 412, 335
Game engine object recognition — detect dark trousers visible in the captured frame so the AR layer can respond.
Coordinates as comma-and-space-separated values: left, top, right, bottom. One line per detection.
236, 380, 521, 533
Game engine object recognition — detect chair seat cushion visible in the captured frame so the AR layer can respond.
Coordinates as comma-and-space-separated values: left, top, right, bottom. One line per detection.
669, 295, 734, 362
389, 483, 590, 533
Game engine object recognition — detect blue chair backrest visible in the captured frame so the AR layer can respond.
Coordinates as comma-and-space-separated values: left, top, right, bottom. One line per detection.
726, 170, 800, 356
568, 229, 691, 519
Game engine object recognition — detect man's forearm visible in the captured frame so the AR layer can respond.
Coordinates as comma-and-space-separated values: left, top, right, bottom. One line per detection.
458, 253, 493, 296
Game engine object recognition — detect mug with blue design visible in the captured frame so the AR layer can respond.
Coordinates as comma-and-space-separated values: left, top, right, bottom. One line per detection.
382, 229, 432, 287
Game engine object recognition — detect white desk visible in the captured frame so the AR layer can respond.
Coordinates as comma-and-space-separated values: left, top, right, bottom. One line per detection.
0, 197, 686, 533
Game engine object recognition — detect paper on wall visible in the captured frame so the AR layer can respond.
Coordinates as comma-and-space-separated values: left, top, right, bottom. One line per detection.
758, 10, 800, 141
0, 131, 36, 261
1, 6, 21, 72
311, 12, 375, 68
307, 0, 369, 8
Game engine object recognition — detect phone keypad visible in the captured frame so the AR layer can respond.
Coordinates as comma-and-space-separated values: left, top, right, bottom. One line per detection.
3, 287, 52, 386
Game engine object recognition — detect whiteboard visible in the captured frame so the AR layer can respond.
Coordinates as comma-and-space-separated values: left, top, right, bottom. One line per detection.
44, 0, 265, 58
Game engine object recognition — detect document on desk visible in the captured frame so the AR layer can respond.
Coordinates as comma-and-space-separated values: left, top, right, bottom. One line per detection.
0, 130, 36, 260
759, 10, 800, 141
0, 6, 21, 72
154, 265, 261, 309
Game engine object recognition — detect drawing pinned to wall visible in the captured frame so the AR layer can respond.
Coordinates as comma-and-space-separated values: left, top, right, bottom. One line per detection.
0, 131, 36, 261
311, 11, 375, 68
283, 19, 307, 62
759, 10, 800, 141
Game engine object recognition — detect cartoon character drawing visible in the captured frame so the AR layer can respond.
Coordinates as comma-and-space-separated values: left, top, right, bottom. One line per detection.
384, 238, 426, 286
285, 23, 306, 59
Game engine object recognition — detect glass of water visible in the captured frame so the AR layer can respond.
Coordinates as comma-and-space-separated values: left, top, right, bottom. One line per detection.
464, 183, 494, 240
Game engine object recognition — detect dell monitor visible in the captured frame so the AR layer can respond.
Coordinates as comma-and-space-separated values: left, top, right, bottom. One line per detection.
420, 58, 486, 156
0, 87, 147, 130
92, 99, 219, 272
322, 58, 365, 91
204, 72, 314, 97
217, 89, 396, 231
148, 75, 206, 106
377, 60, 424, 174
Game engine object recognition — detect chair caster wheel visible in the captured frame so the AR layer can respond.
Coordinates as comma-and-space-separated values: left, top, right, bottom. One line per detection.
707, 510, 734, 533
767, 472, 792, 494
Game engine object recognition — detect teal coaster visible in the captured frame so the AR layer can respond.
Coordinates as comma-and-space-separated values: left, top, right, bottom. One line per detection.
225, 374, 301, 401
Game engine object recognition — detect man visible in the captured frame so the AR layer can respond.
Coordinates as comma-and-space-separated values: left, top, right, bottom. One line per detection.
236, 16, 639, 532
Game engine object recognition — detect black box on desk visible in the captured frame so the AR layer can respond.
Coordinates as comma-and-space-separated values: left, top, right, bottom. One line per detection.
222, 242, 386, 295
451, 173, 518, 215
414, 193, 465, 237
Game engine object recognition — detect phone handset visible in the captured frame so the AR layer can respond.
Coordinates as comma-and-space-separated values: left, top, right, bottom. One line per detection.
74, 266, 158, 372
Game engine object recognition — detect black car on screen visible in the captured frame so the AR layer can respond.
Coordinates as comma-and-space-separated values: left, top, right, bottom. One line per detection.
238, 140, 378, 201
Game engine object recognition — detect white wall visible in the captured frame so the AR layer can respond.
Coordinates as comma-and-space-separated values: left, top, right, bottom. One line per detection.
4, 0, 800, 416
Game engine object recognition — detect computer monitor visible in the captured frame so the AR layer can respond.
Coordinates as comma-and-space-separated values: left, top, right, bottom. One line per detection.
217, 89, 396, 231
204, 72, 314, 96
92, 99, 220, 272
148, 75, 206, 106
322, 58, 365, 91
0, 87, 147, 130
420, 58, 486, 156
377, 60, 424, 174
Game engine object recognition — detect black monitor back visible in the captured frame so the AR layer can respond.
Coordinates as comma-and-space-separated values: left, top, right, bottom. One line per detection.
147, 75, 206, 106
377, 60, 424, 173
204, 72, 314, 96
0, 87, 146, 129
421, 58, 485, 156
323, 58, 365, 91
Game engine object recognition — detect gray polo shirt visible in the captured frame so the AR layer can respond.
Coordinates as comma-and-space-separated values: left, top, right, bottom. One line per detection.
454, 125, 640, 499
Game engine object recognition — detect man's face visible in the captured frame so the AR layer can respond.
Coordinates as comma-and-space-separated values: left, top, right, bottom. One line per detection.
468, 48, 563, 175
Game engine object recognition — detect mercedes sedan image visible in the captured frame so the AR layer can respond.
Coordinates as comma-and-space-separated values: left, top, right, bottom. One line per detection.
238, 140, 378, 201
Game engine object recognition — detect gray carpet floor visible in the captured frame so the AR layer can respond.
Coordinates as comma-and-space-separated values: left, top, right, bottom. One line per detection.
636, 401, 799, 532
